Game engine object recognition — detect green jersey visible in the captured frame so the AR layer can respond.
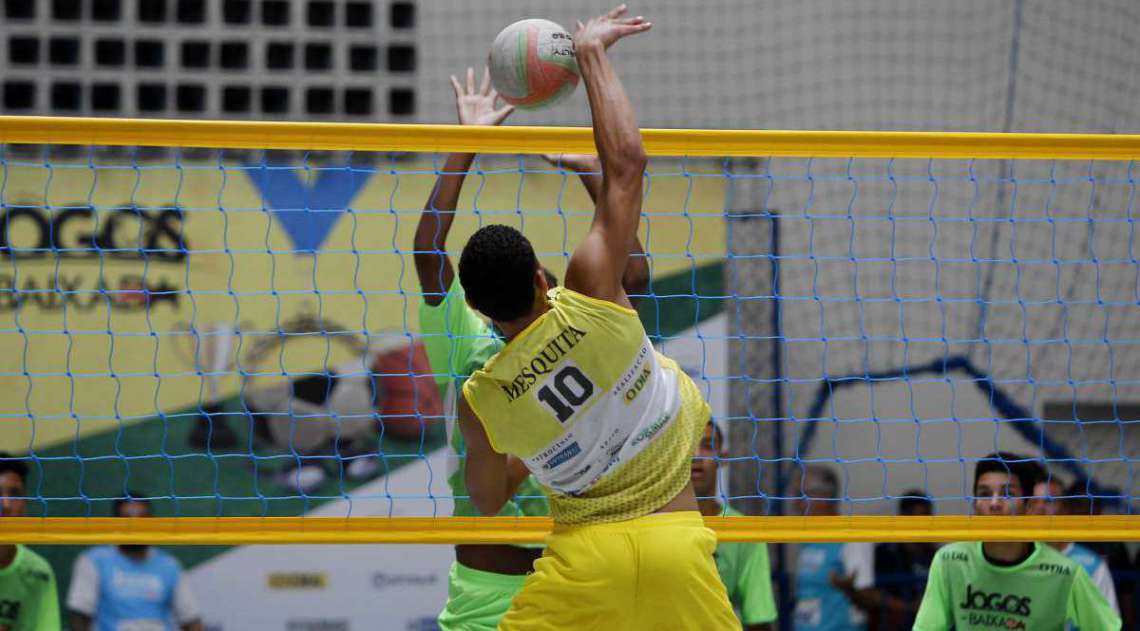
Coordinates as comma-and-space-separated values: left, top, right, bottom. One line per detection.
914, 541, 1121, 631
418, 277, 548, 518
0, 545, 60, 631
716, 505, 777, 626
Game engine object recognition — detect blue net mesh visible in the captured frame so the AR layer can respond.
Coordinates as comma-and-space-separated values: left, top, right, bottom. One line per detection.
1, 146, 1137, 520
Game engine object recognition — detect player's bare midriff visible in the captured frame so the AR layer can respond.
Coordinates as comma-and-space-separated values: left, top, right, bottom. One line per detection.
455, 543, 543, 575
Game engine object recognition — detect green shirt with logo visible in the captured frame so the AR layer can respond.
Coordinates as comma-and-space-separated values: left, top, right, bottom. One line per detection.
0, 545, 60, 631
716, 505, 777, 626
914, 541, 1121, 631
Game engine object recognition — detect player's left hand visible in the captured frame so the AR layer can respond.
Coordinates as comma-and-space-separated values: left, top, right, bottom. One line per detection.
450, 66, 514, 126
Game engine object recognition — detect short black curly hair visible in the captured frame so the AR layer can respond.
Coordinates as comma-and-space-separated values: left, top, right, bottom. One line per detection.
459, 224, 539, 322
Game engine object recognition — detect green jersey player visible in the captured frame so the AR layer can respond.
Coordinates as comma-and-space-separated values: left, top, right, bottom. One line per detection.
914, 452, 1120, 631
0, 453, 61, 631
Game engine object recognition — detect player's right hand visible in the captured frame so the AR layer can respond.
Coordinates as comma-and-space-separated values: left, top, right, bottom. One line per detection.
449, 66, 514, 126
574, 5, 651, 52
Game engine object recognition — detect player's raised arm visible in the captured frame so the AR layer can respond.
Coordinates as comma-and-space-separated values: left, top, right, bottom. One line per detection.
413, 67, 513, 306
565, 5, 651, 307
543, 152, 651, 301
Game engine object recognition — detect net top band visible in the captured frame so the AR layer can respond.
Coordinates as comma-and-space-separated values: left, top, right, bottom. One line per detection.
3, 116, 1140, 160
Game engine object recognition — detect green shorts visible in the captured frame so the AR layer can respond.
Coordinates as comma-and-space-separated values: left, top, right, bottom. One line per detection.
437, 562, 528, 631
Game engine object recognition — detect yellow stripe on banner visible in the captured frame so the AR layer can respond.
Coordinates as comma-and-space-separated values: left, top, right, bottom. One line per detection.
3, 516, 1139, 545
3, 116, 1140, 160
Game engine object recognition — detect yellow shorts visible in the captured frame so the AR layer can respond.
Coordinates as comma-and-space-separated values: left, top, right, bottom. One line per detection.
498, 511, 738, 631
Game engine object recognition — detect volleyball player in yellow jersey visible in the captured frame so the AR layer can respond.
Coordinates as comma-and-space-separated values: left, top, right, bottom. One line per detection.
455, 6, 738, 629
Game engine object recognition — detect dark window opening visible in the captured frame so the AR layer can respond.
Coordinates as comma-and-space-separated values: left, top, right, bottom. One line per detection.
5, 0, 35, 19
95, 39, 126, 66
345, 1, 372, 27
49, 38, 81, 66
386, 45, 415, 72
52, 82, 82, 110
304, 43, 332, 70
181, 41, 210, 69
177, 0, 206, 23
137, 83, 167, 112
306, 87, 334, 114
222, 86, 251, 113
344, 88, 372, 116
349, 45, 377, 72
52, 0, 81, 20
307, 1, 334, 26
176, 84, 206, 111
138, 0, 167, 22
261, 0, 289, 25
223, 0, 251, 24
135, 40, 165, 68
8, 37, 40, 65
261, 86, 289, 113
91, 83, 121, 111
388, 87, 414, 116
91, 0, 121, 21
219, 42, 248, 69
390, 2, 414, 29
3, 81, 35, 110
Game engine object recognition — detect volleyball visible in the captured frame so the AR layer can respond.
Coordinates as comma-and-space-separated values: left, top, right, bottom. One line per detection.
488, 18, 580, 110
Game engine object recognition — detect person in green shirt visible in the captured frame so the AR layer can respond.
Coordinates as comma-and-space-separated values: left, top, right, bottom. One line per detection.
692, 422, 777, 630
0, 453, 61, 631
914, 451, 1121, 631
413, 66, 648, 631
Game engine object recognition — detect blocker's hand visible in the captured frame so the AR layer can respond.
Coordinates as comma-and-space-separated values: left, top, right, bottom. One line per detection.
449, 66, 514, 126
574, 5, 651, 51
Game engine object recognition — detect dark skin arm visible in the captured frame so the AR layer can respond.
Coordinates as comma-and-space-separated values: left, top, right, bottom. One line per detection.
457, 395, 531, 516
563, 6, 652, 308
413, 67, 513, 307
544, 153, 651, 302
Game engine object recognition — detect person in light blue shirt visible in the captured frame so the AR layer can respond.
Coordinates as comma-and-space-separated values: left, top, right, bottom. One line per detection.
1027, 477, 1121, 629
66, 494, 203, 631
792, 466, 877, 631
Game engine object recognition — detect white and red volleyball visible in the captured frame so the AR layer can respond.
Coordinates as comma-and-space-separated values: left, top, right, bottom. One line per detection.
488, 18, 580, 110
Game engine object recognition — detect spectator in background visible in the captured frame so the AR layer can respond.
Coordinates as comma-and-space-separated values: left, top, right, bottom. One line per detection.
1027, 476, 1122, 625
870, 492, 937, 630
791, 465, 876, 631
0, 453, 60, 631
1066, 485, 1137, 630
913, 452, 1120, 630
692, 422, 777, 630
67, 494, 203, 631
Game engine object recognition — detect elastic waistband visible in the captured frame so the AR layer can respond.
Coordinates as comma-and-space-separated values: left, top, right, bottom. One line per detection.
451, 561, 529, 589
552, 510, 705, 535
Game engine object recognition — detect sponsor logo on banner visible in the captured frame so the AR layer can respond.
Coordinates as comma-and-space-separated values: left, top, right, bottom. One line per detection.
268, 572, 328, 590
0, 204, 187, 313
371, 572, 438, 590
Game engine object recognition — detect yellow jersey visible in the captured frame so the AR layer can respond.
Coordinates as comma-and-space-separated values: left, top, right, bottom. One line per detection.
462, 287, 710, 525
